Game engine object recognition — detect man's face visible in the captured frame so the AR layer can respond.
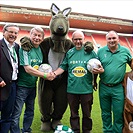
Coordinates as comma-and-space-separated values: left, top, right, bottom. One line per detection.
106, 32, 119, 49
30, 29, 44, 47
3, 26, 19, 44
72, 32, 84, 50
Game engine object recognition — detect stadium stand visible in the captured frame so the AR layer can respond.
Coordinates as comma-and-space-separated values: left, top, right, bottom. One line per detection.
0, 27, 132, 55
91, 34, 107, 47
0, 4, 132, 55
127, 37, 133, 47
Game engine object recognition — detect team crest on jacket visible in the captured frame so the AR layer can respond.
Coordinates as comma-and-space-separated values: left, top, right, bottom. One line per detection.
72, 67, 87, 77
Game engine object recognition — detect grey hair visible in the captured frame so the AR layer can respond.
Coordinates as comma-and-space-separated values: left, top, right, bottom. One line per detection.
72, 30, 84, 39
3, 23, 19, 32
30, 26, 45, 38
106, 30, 119, 38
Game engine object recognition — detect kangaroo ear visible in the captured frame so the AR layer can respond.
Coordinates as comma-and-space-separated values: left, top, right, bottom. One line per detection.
50, 3, 60, 16
63, 7, 72, 17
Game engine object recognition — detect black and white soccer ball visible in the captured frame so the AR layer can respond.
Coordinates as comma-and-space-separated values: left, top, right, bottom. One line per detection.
87, 58, 101, 72
54, 125, 74, 133
38, 64, 52, 73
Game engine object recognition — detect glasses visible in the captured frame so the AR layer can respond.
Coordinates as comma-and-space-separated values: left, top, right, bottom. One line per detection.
73, 38, 83, 41
107, 37, 117, 40
5, 29, 18, 35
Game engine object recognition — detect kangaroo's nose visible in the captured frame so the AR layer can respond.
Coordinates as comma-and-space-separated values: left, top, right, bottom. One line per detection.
58, 25, 63, 30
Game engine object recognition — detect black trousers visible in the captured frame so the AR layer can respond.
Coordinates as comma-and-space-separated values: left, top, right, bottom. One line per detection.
0, 82, 17, 133
67, 93, 93, 133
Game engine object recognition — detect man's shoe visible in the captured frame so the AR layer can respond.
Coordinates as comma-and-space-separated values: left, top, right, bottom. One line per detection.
40, 122, 51, 131
51, 120, 62, 129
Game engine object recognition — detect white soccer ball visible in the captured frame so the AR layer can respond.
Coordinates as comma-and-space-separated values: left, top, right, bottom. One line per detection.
54, 125, 74, 133
38, 64, 52, 73
87, 58, 101, 72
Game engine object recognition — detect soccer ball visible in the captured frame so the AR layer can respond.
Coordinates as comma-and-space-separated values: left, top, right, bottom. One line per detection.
87, 58, 101, 72
38, 64, 52, 73
54, 125, 74, 133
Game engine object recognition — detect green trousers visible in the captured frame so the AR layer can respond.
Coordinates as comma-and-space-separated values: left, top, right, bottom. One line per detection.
99, 81, 124, 133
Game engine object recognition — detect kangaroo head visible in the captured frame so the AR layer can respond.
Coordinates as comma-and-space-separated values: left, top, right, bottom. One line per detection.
49, 3, 72, 39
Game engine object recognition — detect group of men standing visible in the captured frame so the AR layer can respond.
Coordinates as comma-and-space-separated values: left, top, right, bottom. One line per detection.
0, 23, 133, 133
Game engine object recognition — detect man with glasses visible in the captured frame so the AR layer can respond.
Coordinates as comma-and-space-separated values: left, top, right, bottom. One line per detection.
53, 30, 103, 133
0, 23, 20, 133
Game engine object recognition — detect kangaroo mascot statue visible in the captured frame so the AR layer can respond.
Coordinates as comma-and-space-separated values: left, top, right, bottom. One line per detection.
38, 3, 73, 131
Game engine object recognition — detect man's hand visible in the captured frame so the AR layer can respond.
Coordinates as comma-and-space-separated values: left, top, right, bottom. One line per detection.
92, 64, 104, 74
0, 81, 6, 87
45, 72, 56, 81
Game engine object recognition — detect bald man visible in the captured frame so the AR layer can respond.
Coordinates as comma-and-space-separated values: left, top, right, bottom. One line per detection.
53, 30, 103, 133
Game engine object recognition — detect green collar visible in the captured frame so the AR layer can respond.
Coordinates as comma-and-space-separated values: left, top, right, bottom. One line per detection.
106, 44, 121, 53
